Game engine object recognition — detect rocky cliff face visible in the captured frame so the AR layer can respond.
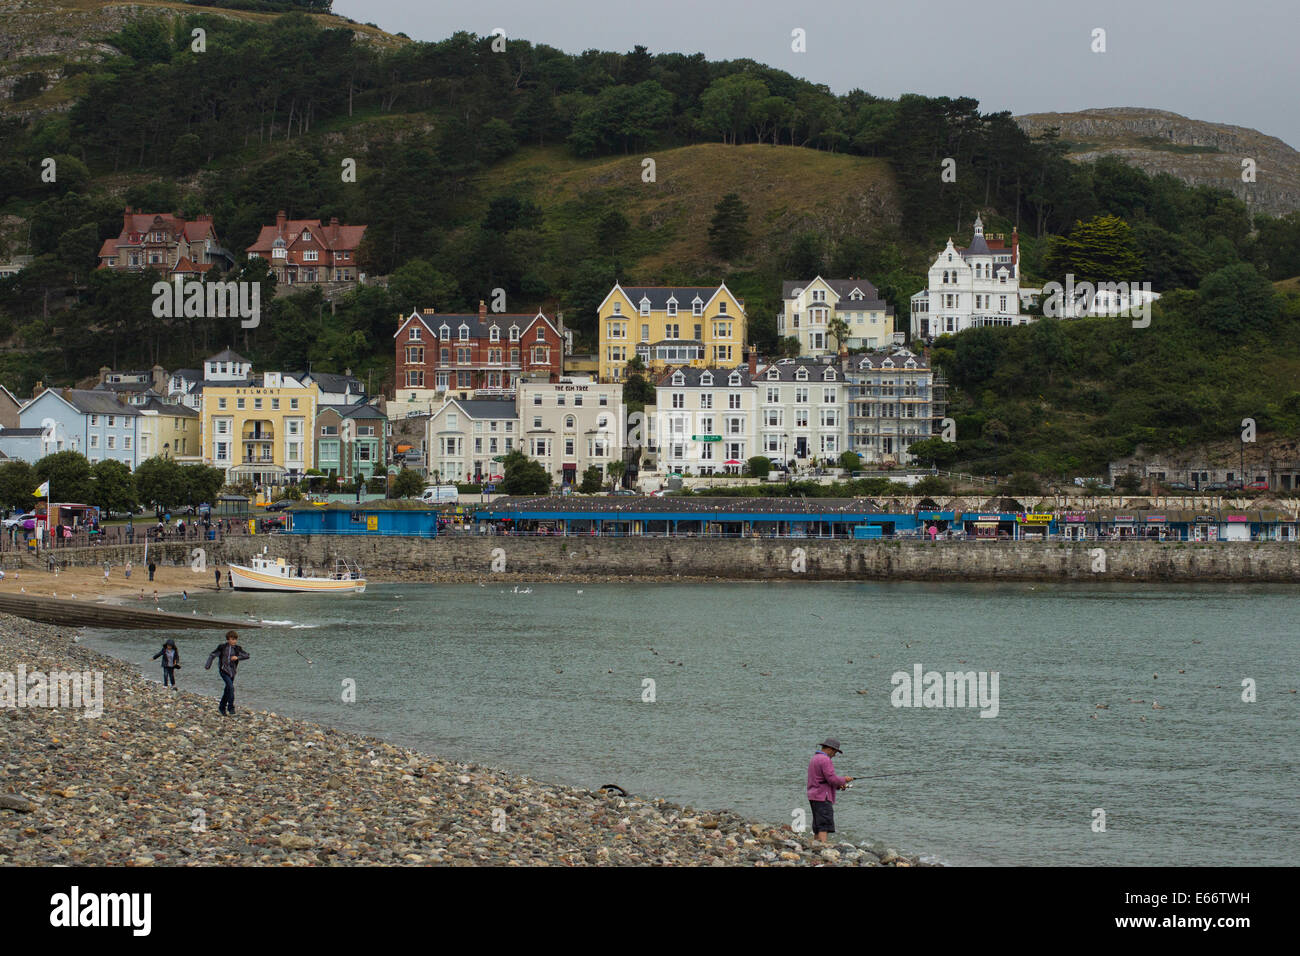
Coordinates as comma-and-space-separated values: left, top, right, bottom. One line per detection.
1015, 108, 1300, 218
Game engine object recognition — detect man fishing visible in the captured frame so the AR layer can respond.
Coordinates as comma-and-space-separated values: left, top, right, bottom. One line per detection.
806, 737, 853, 843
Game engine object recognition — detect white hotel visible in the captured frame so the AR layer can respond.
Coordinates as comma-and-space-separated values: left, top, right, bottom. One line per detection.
910, 216, 1033, 340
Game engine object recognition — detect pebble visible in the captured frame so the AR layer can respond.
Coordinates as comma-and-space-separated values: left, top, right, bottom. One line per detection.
0, 613, 929, 867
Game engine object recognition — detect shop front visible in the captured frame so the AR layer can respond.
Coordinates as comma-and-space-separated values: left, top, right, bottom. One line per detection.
1016, 512, 1054, 539
1061, 511, 1090, 540
1191, 512, 1219, 541
1221, 513, 1250, 541
962, 512, 1016, 540
917, 510, 955, 540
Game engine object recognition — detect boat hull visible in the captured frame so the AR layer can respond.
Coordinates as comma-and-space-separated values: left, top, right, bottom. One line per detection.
228, 564, 366, 593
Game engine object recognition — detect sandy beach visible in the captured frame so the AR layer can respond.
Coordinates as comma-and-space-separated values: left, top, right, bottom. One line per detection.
0, 565, 213, 602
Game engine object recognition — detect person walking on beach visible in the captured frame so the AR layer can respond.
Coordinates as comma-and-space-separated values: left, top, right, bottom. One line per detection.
205, 630, 249, 716
148, 560, 156, 581
125, 560, 132, 580
152, 638, 181, 688
806, 737, 853, 843
214, 567, 221, 590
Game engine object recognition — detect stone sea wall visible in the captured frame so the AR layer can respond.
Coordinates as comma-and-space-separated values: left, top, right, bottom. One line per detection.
12, 536, 1300, 582
218, 536, 1300, 583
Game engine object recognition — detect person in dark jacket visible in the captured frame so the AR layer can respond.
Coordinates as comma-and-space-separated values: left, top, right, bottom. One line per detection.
205, 630, 249, 716
151, 639, 181, 688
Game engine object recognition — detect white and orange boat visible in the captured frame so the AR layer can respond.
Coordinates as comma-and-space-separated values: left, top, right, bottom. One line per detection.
228, 550, 366, 593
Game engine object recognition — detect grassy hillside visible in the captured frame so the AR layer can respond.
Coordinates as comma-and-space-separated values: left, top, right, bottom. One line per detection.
477, 143, 899, 275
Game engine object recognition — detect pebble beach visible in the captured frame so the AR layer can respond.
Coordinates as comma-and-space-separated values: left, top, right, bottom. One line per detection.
0, 614, 926, 867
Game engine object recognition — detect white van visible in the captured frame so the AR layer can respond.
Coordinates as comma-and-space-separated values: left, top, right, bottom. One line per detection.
420, 485, 459, 504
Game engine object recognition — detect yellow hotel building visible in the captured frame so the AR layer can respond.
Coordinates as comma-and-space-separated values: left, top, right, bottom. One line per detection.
597, 283, 746, 382
199, 372, 317, 488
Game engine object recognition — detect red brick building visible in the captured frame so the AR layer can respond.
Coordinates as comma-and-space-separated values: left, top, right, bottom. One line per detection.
392, 302, 563, 414
246, 211, 366, 286
97, 209, 228, 274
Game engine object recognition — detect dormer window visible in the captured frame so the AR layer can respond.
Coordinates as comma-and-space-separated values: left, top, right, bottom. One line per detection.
692, 297, 703, 316
672, 371, 685, 386
440, 325, 450, 341
489, 326, 500, 342
700, 372, 713, 386
795, 368, 808, 381
639, 297, 651, 316
458, 324, 469, 341
823, 369, 836, 380
728, 372, 741, 386
667, 298, 677, 316
509, 325, 520, 341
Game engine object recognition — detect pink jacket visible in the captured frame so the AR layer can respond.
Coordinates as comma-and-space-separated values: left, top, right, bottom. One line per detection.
806, 751, 847, 803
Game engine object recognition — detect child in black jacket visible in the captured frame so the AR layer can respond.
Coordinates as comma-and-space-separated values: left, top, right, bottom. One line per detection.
151, 639, 181, 688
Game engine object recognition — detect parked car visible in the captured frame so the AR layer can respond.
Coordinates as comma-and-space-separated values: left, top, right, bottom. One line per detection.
606, 489, 638, 496
2, 512, 35, 529
1163, 482, 1192, 491
265, 500, 294, 511
1245, 481, 1269, 491
1206, 482, 1228, 491
1224, 480, 1244, 490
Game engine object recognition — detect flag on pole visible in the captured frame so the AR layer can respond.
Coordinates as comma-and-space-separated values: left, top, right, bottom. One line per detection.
34, 481, 49, 497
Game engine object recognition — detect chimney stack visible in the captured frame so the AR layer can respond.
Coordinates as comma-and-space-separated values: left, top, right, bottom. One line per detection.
98, 365, 111, 385
748, 348, 757, 377
276, 210, 287, 234
478, 300, 487, 321
330, 216, 340, 242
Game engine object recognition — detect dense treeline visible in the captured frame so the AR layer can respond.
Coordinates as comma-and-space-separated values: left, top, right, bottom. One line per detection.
1, 12, 1299, 419
914, 269, 1300, 475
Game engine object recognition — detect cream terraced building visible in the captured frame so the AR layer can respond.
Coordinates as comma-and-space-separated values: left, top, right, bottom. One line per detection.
777, 277, 895, 356
753, 358, 846, 468
653, 365, 756, 476
519, 379, 626, 488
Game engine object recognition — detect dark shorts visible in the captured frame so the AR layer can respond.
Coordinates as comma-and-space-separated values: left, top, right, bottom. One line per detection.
809, 799, 835, 834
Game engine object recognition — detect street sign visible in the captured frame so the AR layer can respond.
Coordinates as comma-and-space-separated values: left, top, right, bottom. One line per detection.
484, 484, 496, 494
491, 455, 506, 462
691, 435, 721, 442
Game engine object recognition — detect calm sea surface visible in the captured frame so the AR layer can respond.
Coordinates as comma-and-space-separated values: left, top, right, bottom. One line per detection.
82, 581, 1299, 865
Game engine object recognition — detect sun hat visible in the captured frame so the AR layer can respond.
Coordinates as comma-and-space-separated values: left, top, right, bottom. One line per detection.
820, 737, 843, 754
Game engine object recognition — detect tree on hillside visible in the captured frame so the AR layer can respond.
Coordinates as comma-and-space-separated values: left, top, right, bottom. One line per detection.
1042, 214, 1145, 287
1197, 263, 1280, 336
698, 74, 769, 145
708, 193, 750, 261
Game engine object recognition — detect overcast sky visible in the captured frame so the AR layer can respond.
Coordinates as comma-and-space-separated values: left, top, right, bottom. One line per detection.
334, 0, 1298, 148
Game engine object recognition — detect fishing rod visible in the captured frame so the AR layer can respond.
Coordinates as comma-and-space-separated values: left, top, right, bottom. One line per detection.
843, 768, 951, 785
